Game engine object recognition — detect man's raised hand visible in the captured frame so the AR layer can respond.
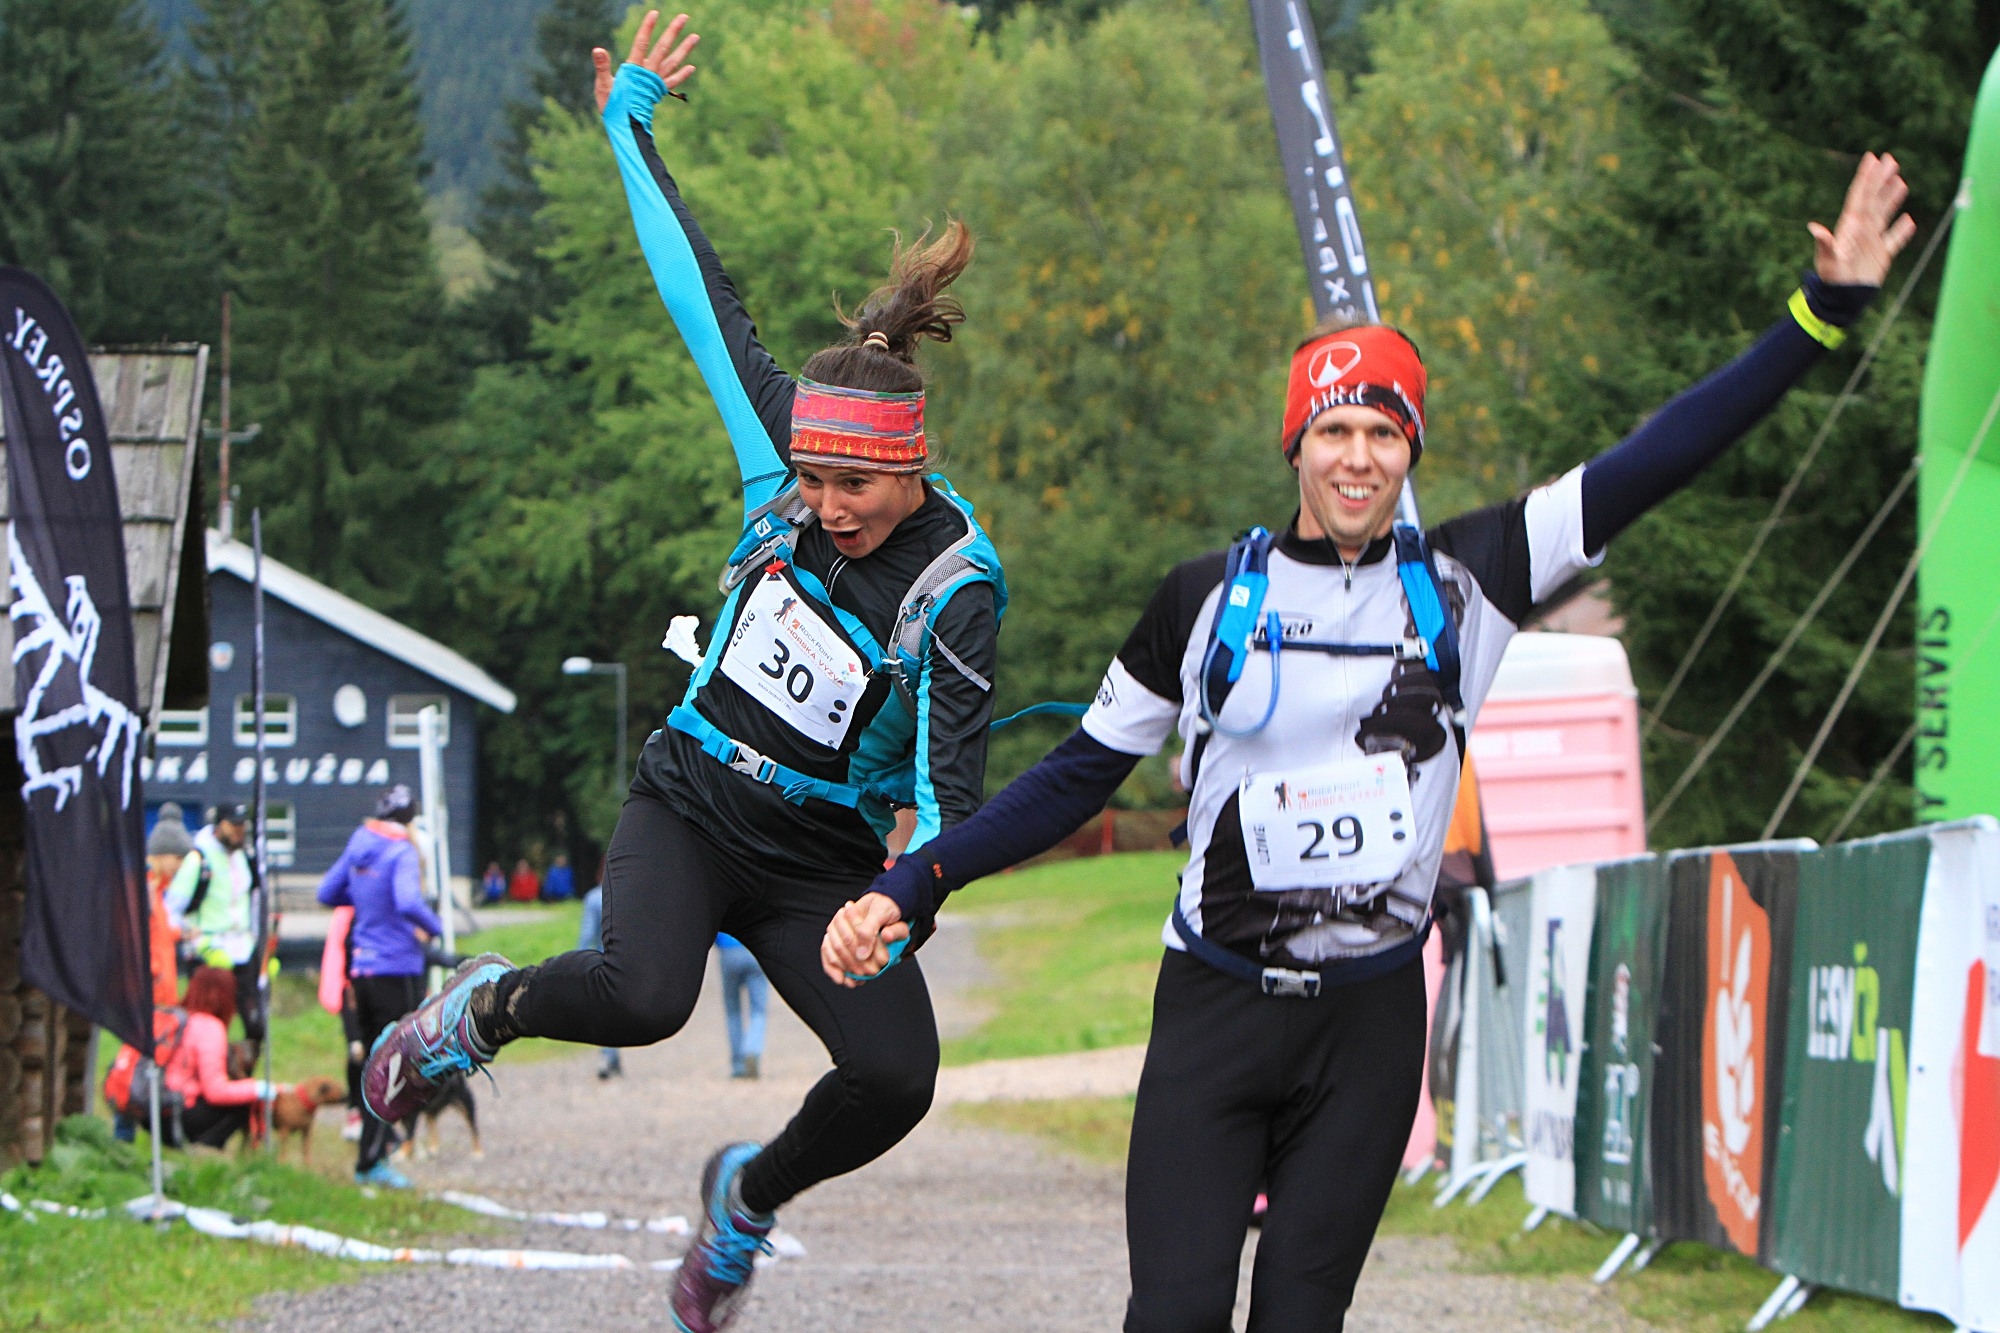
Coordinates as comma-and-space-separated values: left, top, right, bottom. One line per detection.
820, 893, 910, 989
1810, 152, 1917, 288
593, 11, 701, 115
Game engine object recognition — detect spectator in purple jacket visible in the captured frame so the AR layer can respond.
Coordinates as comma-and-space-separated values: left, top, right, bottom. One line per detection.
318, 784, 441, 1188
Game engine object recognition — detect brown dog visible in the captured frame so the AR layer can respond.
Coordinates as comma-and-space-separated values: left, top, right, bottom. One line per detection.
271, 1076, 347, 1163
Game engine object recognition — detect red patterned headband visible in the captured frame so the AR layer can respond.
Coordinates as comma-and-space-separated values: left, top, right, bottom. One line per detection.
791, 378, 927, 473
1282, 325, 1427, 462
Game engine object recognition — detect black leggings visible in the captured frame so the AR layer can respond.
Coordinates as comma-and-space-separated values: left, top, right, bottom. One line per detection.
353, 972, 427, 1172
1124, 950, 1427, 1333
496, 792, 938, 1215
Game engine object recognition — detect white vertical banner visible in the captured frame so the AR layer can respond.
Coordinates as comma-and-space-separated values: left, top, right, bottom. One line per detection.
1900, 816, 2000, 1329
417, 705, 454, 958
1523, 863, 1598, 1216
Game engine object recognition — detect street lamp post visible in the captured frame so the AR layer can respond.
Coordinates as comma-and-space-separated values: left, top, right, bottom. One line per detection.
562, 657, 629, 784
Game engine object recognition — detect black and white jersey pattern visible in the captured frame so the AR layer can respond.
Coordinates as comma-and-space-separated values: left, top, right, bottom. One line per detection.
1082, 466, 1598, 970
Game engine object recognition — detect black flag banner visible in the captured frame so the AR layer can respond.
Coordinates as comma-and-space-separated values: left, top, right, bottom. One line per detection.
1246, 0, 1377, 323
0, 267, 152, 1055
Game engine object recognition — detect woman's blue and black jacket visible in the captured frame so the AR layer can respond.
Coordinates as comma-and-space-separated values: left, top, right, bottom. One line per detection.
606, 64, 1006, 882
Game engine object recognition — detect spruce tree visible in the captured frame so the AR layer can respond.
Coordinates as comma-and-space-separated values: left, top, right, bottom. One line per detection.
0, 0, 204, 340
227, 0, 453, 603
1571, 0, 1999, 845
465, 0, 618, 364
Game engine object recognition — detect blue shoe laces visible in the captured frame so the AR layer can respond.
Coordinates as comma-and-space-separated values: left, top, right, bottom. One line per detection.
703, 1216, 774, 1284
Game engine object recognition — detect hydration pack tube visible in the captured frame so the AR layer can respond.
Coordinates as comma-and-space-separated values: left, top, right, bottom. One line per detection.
988, 700, 1090, 732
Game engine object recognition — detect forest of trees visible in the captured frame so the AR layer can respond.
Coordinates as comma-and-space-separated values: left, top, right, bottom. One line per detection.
4, 0, 1996, 867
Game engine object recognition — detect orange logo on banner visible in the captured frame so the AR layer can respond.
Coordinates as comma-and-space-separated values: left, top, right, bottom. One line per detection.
1702, 853, 1769, 1254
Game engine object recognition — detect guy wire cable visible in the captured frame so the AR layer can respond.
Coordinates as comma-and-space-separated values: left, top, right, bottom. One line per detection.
1824, 719, 1916, 844
1642, 202, 1961, 741
1645, 455, 1918, 831
1762, 377, 2000, 839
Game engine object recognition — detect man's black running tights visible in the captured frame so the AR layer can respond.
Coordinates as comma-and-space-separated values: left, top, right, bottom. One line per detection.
491, 792, 940, 1216
1125, 950, 1427, 1332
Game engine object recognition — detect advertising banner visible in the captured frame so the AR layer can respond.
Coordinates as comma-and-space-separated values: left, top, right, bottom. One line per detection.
1574, 854, 1668, 1235
1245, 0, 1377, 322
0, 267, 151, 1053
1478, 878, 1532, 1160
1768, 831, 1927, 1300
1653, 844, 1804, 1259
1900, 817, 2000, 1329
1522, 863, 1598, 1215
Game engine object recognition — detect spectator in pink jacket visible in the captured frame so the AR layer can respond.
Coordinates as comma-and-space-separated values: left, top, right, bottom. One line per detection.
165, 966, 281, 1148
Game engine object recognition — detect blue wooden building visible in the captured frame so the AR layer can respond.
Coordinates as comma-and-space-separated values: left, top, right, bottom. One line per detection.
144, 530, 516, 898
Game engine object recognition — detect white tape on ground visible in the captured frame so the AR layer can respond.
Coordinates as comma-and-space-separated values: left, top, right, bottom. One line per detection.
437, 1189, 689, 1235
119, 1196, 634, 1270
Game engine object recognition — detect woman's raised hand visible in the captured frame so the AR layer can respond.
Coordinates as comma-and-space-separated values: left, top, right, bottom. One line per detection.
593, 10, 701, 115
1810, 152, 1917, 288
820, 893, 911, 988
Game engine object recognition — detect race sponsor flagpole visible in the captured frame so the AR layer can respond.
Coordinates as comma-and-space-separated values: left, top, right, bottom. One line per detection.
253, 509, 275, 1133
0, 267, 153, 1073
1242, 0, 1417, 525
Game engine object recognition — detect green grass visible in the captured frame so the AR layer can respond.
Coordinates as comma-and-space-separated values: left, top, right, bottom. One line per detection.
956, 1096, 1947, 1332
1, 1116, 492, 1332
941, 851, 1179, 1065
953, 1095, 1136, 1163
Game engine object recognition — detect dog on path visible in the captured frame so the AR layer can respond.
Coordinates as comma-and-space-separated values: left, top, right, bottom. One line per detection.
270, 1076, 347, 1163
397, 1072, 483, 1161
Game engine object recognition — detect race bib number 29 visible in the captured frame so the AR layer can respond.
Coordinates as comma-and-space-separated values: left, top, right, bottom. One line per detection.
1239, 756, 1416, 894
719, 573, 868, 748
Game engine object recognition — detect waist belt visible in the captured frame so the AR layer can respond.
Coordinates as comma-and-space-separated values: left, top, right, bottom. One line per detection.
1169, 905, 1430, 999
666, 705, 868, 809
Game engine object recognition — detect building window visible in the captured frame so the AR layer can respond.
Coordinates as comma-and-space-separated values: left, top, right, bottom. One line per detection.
388, 695, 450, 749
265, 801, 296, 867
156, 709, 209, 747
234, 694, 297, 747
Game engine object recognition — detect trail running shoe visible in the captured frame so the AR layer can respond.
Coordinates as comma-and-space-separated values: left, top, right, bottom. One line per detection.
671, 1142, 775, 1333
362, 952, 512, 1124
355, 1161, 412, 1190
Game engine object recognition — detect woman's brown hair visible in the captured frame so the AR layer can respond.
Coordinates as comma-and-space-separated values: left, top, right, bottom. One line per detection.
182, 966, 237, 1025
799, 220, 975, 394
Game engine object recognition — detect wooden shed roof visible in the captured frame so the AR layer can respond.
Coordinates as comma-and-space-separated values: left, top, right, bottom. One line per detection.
0, 345, 208, 721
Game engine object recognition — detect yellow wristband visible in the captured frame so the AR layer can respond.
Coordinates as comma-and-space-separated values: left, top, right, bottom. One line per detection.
1788, 288, 1846, 350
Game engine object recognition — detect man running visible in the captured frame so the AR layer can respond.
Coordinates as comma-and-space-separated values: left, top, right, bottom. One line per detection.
827, 154, 1915, 1330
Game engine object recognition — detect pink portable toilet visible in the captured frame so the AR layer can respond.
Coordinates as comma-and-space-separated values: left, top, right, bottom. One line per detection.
1468, 632, 1645, 880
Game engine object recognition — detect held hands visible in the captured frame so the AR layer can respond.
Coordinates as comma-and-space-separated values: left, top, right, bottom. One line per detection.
1812, 152, 1917, 288
820, 892, 910, 988
594, 11, 700, 115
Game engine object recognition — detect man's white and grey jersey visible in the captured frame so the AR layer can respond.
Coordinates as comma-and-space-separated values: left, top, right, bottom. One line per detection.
1082, 467, 1598, 971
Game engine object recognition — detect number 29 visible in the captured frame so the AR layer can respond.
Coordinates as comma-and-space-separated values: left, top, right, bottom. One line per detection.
1298, 816, 1363, 859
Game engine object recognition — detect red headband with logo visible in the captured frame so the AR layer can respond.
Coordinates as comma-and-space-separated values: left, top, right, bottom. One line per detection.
791, 378, 927, 472
1282, 325, 1427, 461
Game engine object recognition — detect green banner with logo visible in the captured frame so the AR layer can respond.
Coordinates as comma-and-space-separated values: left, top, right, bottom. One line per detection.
1575, 855, 1668, 1235
1768, 832, 1925, 1299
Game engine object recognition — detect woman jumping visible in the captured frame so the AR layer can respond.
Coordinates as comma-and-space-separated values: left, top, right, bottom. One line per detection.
364, 15, 1005, 1331
826, 154, 1915, 1330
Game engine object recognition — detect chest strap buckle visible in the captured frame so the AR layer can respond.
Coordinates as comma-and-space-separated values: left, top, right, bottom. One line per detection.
1260, 967, 1322, 999
725, 740, 779, 785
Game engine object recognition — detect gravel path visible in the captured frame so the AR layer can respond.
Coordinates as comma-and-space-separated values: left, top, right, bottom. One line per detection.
239, 920, 1647, 1331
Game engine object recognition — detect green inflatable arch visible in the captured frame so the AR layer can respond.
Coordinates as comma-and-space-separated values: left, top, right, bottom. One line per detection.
1917, 48, 2000, 823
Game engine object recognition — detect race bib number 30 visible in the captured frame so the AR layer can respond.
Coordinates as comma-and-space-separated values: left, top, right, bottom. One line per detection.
719, 573, 868, 747
1239, 756, 1416, 893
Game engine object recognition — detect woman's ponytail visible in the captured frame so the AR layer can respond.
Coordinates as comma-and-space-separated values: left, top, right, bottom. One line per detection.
801, 221, 975, 394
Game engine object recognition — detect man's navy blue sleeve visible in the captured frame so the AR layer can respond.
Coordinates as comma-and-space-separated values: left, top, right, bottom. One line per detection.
872, 728, 1140, 922
1579, 275, 1875, 553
